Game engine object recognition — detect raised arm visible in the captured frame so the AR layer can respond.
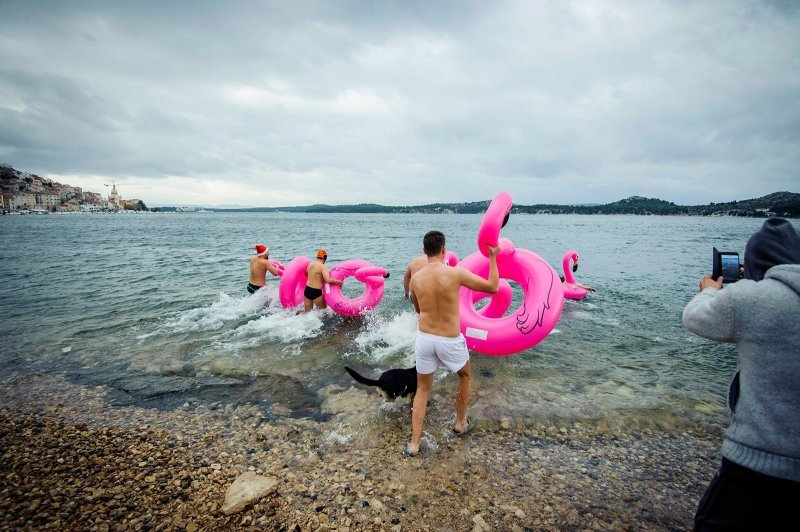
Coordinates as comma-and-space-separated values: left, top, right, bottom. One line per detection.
457, 246, 499, 293
265, 260, 281, 277
322, 265, 344, 286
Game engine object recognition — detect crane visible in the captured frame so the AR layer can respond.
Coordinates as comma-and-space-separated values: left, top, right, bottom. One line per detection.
104, 180, 143, 189
104, 181, 143, 194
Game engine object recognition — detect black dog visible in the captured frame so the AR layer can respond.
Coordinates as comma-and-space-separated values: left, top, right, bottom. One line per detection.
344, 366, 417, 401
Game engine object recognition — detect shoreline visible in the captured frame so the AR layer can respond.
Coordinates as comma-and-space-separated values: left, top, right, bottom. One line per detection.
1, 374, 722, 530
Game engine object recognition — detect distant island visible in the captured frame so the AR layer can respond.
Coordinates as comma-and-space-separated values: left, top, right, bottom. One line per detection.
167, 191, 800, 218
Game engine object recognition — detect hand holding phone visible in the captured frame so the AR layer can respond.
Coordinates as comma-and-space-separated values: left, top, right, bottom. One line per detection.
700, 275, 723, 291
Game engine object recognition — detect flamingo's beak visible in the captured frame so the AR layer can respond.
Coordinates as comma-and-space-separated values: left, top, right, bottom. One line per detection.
572, 259, 579, 272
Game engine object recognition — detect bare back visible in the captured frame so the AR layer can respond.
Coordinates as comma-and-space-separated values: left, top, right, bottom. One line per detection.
411, 263, 464, 337
305, 261, 328, 289
411, 250, 499, 337
249, 256, 270, 285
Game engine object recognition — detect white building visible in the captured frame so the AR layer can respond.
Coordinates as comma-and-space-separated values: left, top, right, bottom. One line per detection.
36, 192, 60, 210
11, 193, 36, 210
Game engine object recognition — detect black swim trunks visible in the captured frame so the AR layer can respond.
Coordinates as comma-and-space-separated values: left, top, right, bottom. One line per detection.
247, 282, 264, 294
304, 286, 323, 301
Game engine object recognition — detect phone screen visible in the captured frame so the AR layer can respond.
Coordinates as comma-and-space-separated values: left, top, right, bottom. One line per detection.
721, 254, 740, 283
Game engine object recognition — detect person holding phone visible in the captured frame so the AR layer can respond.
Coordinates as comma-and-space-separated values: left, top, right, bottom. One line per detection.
682, 217, 800, 529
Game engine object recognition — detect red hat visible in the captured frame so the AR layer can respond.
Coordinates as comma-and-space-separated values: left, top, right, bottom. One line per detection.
254, 244, 269, 256
317, 249, 327, 259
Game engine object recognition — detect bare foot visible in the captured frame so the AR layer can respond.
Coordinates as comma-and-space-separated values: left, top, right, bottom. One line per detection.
403, 442, 419, 457
453, 419, 471, 435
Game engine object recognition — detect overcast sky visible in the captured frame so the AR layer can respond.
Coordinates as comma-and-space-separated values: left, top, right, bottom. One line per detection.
1, 1, 798, 207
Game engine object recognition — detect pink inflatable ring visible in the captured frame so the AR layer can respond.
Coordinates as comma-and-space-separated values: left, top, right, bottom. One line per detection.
278, 256, 311, 308
324, 259, 389, 316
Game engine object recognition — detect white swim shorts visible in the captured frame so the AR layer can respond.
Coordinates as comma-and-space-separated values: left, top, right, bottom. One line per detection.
414, 330, 470, 375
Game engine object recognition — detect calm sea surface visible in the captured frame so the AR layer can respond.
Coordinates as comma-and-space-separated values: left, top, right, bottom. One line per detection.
1, 212, 787, 428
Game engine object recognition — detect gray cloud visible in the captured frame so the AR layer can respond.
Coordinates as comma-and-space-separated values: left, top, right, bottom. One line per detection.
0, 0, 798, 206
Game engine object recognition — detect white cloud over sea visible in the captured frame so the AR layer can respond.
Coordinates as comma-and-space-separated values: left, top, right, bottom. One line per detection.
0, 0, 798, 207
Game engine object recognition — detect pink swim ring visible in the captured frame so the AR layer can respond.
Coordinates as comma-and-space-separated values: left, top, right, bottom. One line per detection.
324, 259, 389, 316
278, 256, 311, 308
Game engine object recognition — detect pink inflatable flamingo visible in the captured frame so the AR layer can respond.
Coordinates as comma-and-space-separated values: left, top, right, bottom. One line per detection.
458, 192, 564, 356
561, 250, 588, 299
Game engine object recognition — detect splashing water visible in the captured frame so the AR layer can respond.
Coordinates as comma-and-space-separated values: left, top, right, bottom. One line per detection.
350, 311, 418, 364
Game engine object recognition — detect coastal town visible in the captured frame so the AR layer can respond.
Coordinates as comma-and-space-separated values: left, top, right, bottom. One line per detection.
0, 163, 147, 214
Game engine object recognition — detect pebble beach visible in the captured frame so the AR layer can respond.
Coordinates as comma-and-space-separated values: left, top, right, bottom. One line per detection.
1, 373, 723, 531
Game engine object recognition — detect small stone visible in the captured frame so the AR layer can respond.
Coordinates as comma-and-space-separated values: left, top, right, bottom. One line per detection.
221, 472, 278, 515
472, 514, 491, 532
370, 499, 384, 510
144, 476, 156, 483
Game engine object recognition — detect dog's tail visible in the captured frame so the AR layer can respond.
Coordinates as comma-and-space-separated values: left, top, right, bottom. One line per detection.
345, 366, 380, 387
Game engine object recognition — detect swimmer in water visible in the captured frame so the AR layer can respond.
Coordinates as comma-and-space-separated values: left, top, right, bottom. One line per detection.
248, 244, 281, 294
559, 274, 596, 292
303, 249, 343, 311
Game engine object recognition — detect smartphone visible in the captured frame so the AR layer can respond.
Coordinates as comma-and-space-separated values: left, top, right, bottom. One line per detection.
713, 247, 740, 283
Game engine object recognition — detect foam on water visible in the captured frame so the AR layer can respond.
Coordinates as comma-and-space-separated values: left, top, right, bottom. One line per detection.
350, 311, 418, 363
226, 310, 324, 343
158, 288, 279, 333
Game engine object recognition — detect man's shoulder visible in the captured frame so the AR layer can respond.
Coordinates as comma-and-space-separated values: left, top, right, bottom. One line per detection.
409, 256, 427, 270
417, 263, 457, 282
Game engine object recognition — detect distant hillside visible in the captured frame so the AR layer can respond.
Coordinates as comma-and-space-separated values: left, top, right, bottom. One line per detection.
686, 192, 800, 217
206, 192, 800, 217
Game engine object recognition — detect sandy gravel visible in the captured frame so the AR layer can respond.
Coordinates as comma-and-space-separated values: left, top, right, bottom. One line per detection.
0, 374, 723, 531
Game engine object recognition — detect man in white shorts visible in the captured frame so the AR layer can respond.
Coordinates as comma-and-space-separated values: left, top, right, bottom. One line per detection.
406, 230, 499, 456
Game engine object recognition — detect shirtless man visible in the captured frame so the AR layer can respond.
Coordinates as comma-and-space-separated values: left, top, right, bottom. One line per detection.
304, 249, 343, 311
403, 254, 428, 301
405, 230, 499, 456
248, 244, 281, 294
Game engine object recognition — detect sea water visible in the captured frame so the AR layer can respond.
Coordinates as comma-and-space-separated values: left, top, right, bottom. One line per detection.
0, 212, 781, 427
